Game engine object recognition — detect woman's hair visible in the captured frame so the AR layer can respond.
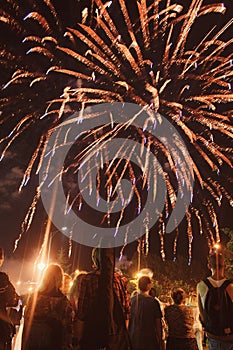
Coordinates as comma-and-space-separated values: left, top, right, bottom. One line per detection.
0, 247, 4, 260
39, 263, 64, 294
171, 288, 186, 305
138, 276, 151, 292
61, 273, 73, 295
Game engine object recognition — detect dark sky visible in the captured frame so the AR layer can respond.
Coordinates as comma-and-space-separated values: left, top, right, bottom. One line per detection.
0, 0, 233, 271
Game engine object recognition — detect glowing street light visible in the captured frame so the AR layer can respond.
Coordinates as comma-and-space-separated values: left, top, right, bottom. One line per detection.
213, 243, 221, 251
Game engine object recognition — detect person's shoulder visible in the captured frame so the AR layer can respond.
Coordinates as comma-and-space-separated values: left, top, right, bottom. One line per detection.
43, 291, 69, 306
80, 270, 99, 283
114, 271, 126, 283
141, 295, 159, 306
197, 279, 206, 288
59, 293, 72, 307
131, 294, 138, 302
0, 271, 9, 287
131, 293, 145, 300
0, 271, 9, 280
164, 304, 173, 313
183, 304, 194, 312
86, 270, 99, 277
197, 279, 208, 295
225, 279, 233, 286
226, 279, 233, 301
152, 296, 161, 305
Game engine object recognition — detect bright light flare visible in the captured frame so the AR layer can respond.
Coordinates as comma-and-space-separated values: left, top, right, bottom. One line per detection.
37, 262, 47, 271
213, 243, 221, 250
135, 268, 154, 279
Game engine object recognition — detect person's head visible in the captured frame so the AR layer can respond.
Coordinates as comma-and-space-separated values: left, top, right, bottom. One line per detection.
188, 293, 198, 306
0, 247, 4, 267
74, 272, 86, 289
171, 287, 186, 305
208, 252, 225, 272
149, 287, 157, 298
39, 263, 64, 294
138, 276, 152, 293
62, 273, 73, 295
70, 272, 87, 305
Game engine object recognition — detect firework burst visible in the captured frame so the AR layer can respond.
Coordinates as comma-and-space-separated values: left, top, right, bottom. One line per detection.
0, 0, 232, 259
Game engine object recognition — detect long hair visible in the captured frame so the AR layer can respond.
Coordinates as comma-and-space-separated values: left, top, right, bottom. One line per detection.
39, 263, 64, 294
22, 264, 64, 350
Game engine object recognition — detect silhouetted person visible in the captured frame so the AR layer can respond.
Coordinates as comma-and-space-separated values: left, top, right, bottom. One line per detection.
197, 252, 233, 350
22, 263, 73, 350
129, 276, 164, 350
187, 293, 203, 350
164, 287, 198, 350
62, 273, 73, 297
0, 247, 19, 350
69, 271, 87, 312
74, 247, 131, 349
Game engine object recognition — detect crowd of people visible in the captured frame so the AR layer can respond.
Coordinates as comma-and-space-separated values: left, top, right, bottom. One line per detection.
0, 246, 233, 350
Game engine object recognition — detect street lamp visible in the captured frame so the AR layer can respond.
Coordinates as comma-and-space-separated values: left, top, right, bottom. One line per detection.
213, 243, 221, 251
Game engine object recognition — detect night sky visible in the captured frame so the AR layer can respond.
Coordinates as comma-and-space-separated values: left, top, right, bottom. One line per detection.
0, 0, 233, 275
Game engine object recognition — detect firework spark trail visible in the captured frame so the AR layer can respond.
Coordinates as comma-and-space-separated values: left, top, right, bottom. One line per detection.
0, 0, 232, 259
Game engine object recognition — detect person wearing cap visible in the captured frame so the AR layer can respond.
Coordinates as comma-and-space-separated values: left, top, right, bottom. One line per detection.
0, 247, 19, 350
